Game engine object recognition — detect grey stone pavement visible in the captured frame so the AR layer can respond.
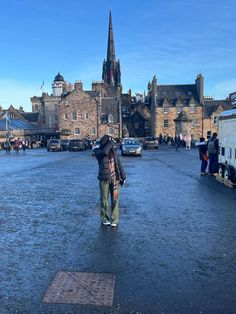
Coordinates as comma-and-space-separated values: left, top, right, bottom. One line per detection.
0, 146, 236, 314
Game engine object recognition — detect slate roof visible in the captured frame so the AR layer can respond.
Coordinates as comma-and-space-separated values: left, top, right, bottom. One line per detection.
203, 100, 232, 118
85, 91, 99, 98
21, 112, 39, 123
156, 84, 199, 106
0, 119, 41, 131
101, 97, 119, 123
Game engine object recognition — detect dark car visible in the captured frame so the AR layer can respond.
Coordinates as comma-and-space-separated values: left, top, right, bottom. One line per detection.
83, 138, 93, 149
68, 139, 86, 151
61, 139, 70, 151
121, 138, 143, 156
47, 139, 62, 152
143, 137, 159, 149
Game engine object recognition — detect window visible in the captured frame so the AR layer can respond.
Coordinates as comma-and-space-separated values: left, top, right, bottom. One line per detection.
145, 122, 149, 129
162, 92, 167, 97
72, 112, 77, 120
34, 104, 39, 111
227, 147, 232, 159
176, 105, 182, 113
108, 113, 113, 123
84, 113, 89, 119
163, 119, 168, 128
163, 106, 168, 114
190, 103, 195, 113
108, 127, 114, 135
92, 127, 96, 135
64, 113, 68, 120
175, 92, 180, 97
54, 104, 57, 110
213, 116, 218, 124
55, 115, 58, 121
207, 131, 211, 139
221, 147, 225, 156
191, 120, 195, 128
188, 92, 192, 96
74, 128, 80, 135
134, 122, 139, 129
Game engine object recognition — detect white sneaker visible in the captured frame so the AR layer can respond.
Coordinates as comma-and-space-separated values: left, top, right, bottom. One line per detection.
111, 223, 117, 227
102, 221, 110, 226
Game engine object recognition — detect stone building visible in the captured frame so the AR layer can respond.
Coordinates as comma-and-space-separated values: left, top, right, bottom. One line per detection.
30, 11, 233, 141
142, 74, 233, 140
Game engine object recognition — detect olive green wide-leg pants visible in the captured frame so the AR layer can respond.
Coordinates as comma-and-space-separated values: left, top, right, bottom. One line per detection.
99, 180, 119, 224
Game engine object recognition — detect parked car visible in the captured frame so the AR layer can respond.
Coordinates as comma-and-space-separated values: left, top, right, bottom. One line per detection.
47, 139, 62, 152
121, 138, 143, 156
68, 139, 86, 151
143, 137, 159, 149
83, 138, 93, 149
61, 139, 70, 151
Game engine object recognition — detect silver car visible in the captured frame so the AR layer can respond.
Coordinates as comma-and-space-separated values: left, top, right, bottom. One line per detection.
121, 138, 143, 156
47, 139, 62, 152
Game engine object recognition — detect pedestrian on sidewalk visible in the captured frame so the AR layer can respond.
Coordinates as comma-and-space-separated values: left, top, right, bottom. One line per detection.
94, 134, 126, 227
195, 137, 208, 175
207, 132, 219, 175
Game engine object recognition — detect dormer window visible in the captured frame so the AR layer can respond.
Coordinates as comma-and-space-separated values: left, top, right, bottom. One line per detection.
213, 115, 219, 124
176, 105, 182, 113
108, 113, 114, 123
190, 103, 195, 113
163, 104, 168, 114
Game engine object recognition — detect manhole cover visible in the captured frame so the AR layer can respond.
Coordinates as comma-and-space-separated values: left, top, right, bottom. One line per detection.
43, 271, 115, 306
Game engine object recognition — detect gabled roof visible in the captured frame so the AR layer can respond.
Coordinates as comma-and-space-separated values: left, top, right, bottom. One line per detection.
203, 100, 232, 118
101, 97, 119, 123
156, 84, 199, 107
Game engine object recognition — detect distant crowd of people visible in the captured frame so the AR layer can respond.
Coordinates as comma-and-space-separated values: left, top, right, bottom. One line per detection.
0, 139, 44, 154
158, 133, 192, 150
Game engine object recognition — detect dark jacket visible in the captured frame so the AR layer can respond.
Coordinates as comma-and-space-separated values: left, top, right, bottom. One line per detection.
94, 140, 126, 182
198, 142, 208, 160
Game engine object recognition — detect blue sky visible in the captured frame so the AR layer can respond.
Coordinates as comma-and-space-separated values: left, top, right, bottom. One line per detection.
0, 0, 236, 111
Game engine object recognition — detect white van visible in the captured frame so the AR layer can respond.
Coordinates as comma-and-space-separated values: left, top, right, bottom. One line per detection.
218, 109, 236, 184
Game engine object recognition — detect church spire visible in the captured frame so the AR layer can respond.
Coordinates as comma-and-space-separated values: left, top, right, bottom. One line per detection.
102, 11, 121, 92
107, 11, 116, 62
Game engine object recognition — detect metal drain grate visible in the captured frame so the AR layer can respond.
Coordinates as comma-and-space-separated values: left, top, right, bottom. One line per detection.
43, 271, 115, 306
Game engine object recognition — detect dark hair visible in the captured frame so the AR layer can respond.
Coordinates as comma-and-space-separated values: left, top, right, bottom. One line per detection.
199, 137, 205, 142
212, 132, 217, 137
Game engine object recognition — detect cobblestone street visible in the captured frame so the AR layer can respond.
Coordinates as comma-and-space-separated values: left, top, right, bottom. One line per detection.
0, 146, 236, 313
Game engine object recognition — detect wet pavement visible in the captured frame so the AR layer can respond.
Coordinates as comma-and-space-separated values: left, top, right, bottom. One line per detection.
0, 146, 236, 314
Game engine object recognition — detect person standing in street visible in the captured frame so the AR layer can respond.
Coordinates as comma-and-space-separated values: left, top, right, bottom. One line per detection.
94, 134, 126, 227
4, 139, 11, 154
207, 132, 219, 175
195, 137, 208, 175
